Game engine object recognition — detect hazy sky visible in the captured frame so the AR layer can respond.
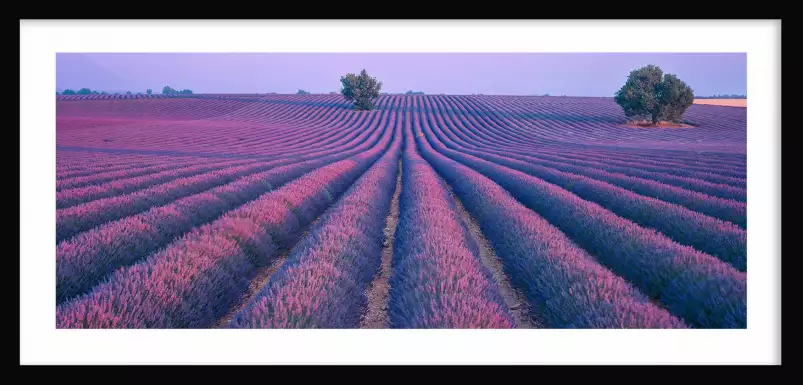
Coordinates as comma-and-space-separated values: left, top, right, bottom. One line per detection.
56, 53, 746, 96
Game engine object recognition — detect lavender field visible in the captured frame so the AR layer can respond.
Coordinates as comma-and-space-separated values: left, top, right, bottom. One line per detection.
55, 94, 747, 329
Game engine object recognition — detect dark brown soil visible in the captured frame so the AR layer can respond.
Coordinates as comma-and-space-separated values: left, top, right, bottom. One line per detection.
359, 159, 402, 329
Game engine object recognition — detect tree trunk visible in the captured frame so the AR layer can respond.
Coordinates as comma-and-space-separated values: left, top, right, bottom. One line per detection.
651, 112, 660, 124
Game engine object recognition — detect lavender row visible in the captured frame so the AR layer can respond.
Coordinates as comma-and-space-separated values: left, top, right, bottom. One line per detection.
433, 95, 746, 180
494, 151, 745, 227
386, 121, 514, 328
57, 158, 213, 191
56, 125, 395, 328
427, 121, 747, 270
420, 95, 747, 187
228, 126, 402, 328
58, 157, 342, 304
56, 158, 257, 208
56, 160, 275, 242
55, 116, 386, 242
57, 156, 187, 178
57, 118, 388, 301
413, 115, 687, 328
524, 150, 747, 201
418, 120, 746, 328
424, 106, 746, 201
425, 104, 746, 226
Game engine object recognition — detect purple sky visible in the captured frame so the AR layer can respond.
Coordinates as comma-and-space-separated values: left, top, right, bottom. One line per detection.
56, 53, 746, 96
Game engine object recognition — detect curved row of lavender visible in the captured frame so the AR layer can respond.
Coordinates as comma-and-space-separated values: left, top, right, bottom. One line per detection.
56, 93, 746, 328
228, 122, 402, 328
412, 102, 746, 328
386, 120, 514, 328
411, 112, 686, 328
56, 121, 389, 304
56, 116, 396, 328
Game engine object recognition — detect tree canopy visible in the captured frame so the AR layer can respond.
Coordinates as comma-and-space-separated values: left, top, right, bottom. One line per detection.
614, 65, 694, 124
340, 69, 382, 111
162, 86, 193, 95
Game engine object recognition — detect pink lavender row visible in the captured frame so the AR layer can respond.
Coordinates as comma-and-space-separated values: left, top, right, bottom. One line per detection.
56, 118, 361, 192
56, 158, 258, 209
413, 121, 686, 328
57, 102, 361, 159
56, 122, 389, 301
427, 120, 746, 270
57, 158, 216, 191
57, 154, 184, 176
55, 116, 386, 243
56, 160, 273, 242
58, 159, 185, 180
384, 121, 514, 328
419, 121, 746, 328
56, 150, 156, 167
56, 127, 394, 328
428, 107, 746, 227
57, 156, 340, 304
55, 107, 373, 173
227, 126, 402, 328
56, 97, 387, 163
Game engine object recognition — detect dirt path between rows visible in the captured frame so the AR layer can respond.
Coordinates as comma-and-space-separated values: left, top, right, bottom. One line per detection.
359, 159, 403, 329
450, 194, 540, 329
214, 215, 325, 328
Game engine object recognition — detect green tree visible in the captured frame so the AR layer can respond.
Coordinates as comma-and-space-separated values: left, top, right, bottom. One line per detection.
77, 88, 92, 95
655, 74, 695, 122
62, 89, 76, 95
146, 89, 152, 95
126, 91, 132, 95
162, 86, 176, 95
340, 69, 382, 111
615, 65, 694, 124
297, 89, 310, 95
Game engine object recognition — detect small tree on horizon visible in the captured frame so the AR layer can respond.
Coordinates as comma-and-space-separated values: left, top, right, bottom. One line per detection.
297, 89, 310, 95
614, 65, 694, 124
146, 89, 152, 95
340, 69, 382, 111
62, 89, 76, 95
77, 88, 92, 95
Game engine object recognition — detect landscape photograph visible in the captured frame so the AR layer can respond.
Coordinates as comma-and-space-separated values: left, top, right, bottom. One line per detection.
52, 52, 748, 330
